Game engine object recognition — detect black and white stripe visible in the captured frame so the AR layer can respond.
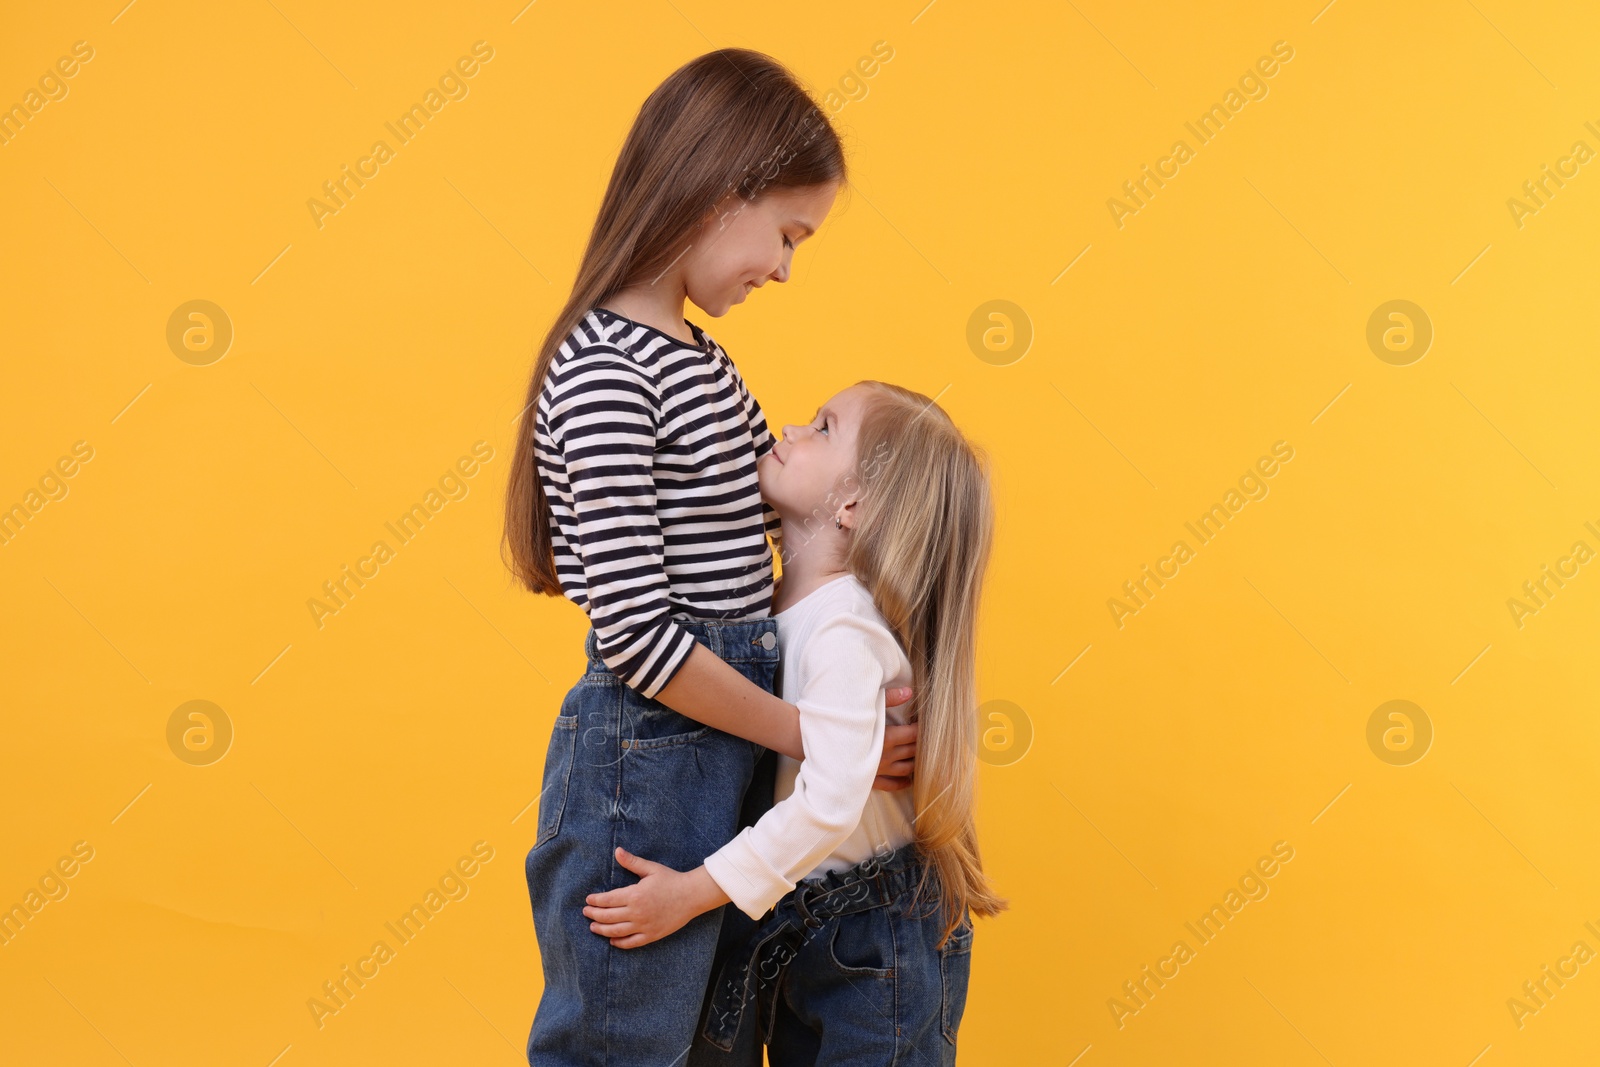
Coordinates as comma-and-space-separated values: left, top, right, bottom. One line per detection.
535, 307, 782, 697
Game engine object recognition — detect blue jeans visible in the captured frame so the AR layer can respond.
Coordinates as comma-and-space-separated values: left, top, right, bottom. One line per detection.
701, 841, 974, 1066
525, 617, 781, 1066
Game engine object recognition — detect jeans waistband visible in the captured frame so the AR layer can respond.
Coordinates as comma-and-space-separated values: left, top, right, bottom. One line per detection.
701, 840, 934, 1051
584, 616, 779, 673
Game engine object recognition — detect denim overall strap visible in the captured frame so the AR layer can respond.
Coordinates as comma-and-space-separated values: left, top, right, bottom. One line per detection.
700, 842, 931, 1052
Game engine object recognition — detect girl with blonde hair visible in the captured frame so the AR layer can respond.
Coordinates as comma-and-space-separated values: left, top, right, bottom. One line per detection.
584, 381, 1007, 1064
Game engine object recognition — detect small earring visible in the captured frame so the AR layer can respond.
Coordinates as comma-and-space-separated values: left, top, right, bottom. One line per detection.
833, 516, 842, 529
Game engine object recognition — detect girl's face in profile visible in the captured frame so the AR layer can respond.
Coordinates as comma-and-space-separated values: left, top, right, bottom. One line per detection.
760, 383, 872, 524
683, 182, 838, 316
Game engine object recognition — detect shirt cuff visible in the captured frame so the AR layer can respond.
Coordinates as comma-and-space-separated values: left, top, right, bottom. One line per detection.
704, 830, 793, 920
633, 622, 698, 699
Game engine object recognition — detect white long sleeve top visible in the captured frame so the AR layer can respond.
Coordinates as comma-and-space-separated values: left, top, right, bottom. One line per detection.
703, 573, 915, 920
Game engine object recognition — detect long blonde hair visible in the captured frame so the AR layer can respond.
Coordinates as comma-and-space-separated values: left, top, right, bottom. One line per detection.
845, 382, 1008, 946
503, 49, 846, 594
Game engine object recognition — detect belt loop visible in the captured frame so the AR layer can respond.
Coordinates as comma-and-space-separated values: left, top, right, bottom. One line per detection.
792, 882, 823, 930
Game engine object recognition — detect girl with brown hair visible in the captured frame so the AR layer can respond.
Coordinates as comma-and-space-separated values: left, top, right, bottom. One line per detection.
505, 50, 918, 1064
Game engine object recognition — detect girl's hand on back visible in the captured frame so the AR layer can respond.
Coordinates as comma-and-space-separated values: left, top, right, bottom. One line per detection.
873, 686, 917, 792
583, 848, 727, 949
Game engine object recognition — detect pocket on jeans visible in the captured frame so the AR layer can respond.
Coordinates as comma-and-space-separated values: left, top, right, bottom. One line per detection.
939, 912, 974, 1045
619, 685, 711, 749
533, 713, 579, 849
827, 909, 895, 978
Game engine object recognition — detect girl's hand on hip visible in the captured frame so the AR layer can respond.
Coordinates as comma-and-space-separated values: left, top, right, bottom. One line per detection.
582, 848, 726, 949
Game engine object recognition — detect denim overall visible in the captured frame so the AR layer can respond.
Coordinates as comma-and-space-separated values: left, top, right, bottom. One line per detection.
525, 617, 781, 1066
698, 840, 974, 1066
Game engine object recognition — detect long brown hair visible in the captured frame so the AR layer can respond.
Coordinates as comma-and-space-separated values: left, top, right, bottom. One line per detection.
503, 49, 847, 594
847, 382, 1009, 947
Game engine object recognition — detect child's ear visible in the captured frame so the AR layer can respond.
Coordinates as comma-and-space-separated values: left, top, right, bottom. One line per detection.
838, 498, 859, 530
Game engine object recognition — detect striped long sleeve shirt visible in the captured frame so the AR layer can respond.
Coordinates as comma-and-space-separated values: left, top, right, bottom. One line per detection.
534, 306, 782, 698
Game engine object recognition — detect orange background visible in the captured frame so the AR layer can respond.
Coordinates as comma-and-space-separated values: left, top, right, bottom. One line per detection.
3, 1, 1598, 1064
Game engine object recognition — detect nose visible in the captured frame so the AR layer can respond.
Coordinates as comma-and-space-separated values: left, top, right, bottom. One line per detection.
770, 248, 793, 285
781, 422, 809, 442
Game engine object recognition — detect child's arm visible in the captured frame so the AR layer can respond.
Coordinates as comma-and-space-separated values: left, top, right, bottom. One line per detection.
586, 608, 899, 946
654, 643, 916, 788
553, 358, 915, 782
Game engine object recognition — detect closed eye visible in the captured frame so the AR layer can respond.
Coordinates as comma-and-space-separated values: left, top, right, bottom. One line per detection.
784, 235, 795, 249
